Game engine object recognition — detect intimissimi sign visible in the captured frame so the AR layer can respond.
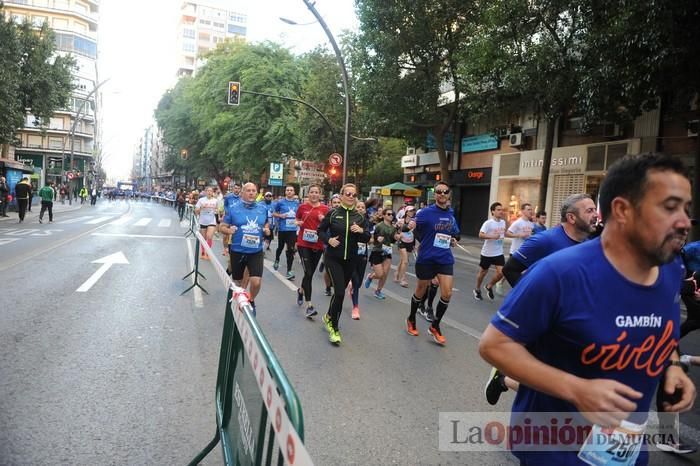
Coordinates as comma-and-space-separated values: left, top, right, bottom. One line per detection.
521, 156, 582, 169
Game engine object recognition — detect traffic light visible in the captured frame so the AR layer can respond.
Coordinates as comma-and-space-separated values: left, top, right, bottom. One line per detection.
328, 166, 338, 184
228, 81, 240, 106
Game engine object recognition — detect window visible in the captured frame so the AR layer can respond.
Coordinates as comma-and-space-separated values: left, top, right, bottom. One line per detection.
199, 19, 211, 26
74, 1, 88, 14
183, 28, 195, 39
49, 137, 64, 149
229, 13, 247, 23
53, 32, 96, 58
182, 42, 195, 52
11, 14, 26, 24
74, 21, 88, 33
213, 21, 224, 29
28, 135, 43, 148
49, 117, 64, 130
32, 16, 48, 27
53, 0, 70, 9
213, 36, 222, 44
52, 17, 69, 29
227, 24, 246, 35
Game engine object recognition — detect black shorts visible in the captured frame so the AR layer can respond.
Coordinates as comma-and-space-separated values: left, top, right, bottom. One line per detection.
229, 250, 264, 280
398, 241, 415, 252
200, 224, 216, 229
479, 254, 505, 270
415, 262, 454, 280
369, 250, 391, 265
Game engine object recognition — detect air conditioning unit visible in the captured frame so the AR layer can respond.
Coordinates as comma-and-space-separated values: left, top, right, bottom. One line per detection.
688, 120, 699, 137
509, 133, 523, 147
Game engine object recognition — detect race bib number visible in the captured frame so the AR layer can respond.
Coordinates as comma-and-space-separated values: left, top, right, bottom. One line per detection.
382, 244, 392, 255
242, 234, 260, 248
285, 218, 296, 228
302, 229, 318, 243
433, 233, 451, 249
578, 423, 644, 466
357, 243, 367, 255
401, 231, 414, 243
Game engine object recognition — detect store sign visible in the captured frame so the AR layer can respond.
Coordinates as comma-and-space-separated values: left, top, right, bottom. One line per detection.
401, 154, 418, 167
450, 168, 492, 185
521, 156, 583, 169
461, 134, 499, 153
517, 147, 588, 177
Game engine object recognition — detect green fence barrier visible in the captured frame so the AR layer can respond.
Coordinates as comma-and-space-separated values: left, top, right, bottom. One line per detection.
188, 231, 312, 466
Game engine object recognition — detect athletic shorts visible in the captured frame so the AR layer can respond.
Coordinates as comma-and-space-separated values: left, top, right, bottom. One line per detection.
230, 250, 264, 280
200, 224, 216, 229
369, 250, 391, 265
415, 262, 454, 280
398, 241, 415, 252
479, 254, 505, 270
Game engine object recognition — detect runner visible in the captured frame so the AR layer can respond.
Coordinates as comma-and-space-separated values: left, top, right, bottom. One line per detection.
349, 200, 371, 320
294, 184, 329, 318
364, 208, 400, 299
532, 210, 547, 234
273, 185, 300, 280
321, 194, 342, 296
221, 183, 242, 256
317, 184, 370, 344
479, 153, 696, 465
405, 181, 459, 345
474, 202, 506, 300
261, 191, 275, 251
218, 182, 270, 315
395, 205, 417, 287
194, 186, 219, 260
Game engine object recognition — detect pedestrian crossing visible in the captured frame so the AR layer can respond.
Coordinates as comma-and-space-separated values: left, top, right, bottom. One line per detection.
55, 215, 182, 228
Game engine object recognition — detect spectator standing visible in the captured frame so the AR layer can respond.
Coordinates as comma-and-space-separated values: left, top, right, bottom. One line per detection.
38, 182, 56, 223
0, 176, 9, 217
14, 177, 32, 223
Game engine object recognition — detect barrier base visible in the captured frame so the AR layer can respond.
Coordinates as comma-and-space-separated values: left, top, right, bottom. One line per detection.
182, 269, 208, 295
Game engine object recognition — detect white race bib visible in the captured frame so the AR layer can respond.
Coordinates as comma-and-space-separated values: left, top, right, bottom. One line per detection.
285, 218, 296, 228
433, 233, 451, 249
302, 229, 318, 243
357, 243, 367, 255
382, 244, 392, 255
242, 234, 260, 248
401, 231, 414, 243
578, 422, 644, 466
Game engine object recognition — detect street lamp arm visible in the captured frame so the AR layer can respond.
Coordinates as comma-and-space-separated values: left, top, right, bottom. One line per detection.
240, 89, 339, 153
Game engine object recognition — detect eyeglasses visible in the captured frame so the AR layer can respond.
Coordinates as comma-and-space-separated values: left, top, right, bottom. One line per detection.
385, 213, 394, 217
343, 192, 357, 198
435, 189, 450, 195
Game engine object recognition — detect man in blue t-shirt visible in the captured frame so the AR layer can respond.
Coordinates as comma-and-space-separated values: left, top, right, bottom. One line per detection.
272, 185, 300, 280
480, 153, 695, 466
219, 182, 270, 313
532, 210, 547, 234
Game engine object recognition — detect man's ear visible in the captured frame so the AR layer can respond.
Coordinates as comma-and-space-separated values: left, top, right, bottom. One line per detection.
609, 196, 633, 225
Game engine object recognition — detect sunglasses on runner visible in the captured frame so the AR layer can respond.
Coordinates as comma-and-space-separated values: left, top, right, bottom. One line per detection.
343, 192, 357, 197
435, 189, 450, 195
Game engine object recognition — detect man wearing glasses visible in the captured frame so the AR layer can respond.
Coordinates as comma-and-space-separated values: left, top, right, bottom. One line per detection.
406, 181, 460, 345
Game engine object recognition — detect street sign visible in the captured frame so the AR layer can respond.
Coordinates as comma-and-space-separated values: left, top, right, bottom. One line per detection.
67, 171, 75, 180
269, 162, 283, 187
328, 153, 342, 167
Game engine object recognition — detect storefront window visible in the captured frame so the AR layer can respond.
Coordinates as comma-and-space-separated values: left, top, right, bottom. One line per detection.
497, 179, 540, 221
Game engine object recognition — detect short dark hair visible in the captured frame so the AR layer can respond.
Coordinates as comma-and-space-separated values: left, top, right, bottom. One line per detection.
599, 153, 687, 222
536, 210, 546, 217
521, 203, 532, 211
434, 181, 450, 191
490, 202, 502, 213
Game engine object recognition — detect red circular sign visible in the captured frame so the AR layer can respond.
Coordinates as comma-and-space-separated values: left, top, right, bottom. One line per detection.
328, 153, 342, 167
67, 172, 75, 180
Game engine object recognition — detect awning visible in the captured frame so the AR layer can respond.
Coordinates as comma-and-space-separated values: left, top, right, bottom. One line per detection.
0, 159, 34, 174
379, 181, 422, 197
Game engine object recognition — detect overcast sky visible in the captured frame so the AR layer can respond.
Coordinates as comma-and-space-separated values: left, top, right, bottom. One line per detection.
97, 0, 359, 180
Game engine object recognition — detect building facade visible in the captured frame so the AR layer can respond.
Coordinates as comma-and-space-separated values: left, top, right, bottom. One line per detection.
4, 0, 100, 193
176, 0, 247, 77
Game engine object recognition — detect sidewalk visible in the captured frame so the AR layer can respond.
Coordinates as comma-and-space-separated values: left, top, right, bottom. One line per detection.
0, 200, 85, 223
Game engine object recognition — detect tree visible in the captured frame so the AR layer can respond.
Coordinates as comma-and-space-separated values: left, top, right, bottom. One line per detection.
0, 7, 75, 149
352, 0, 478, 183
364, 137, 406, 188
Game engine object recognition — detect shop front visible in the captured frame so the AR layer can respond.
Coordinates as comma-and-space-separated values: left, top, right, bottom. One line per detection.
450, 167, 492, 236
490, 139, 640, 226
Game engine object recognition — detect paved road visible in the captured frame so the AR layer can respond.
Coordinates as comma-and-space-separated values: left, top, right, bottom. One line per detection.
1, 200, 699, 465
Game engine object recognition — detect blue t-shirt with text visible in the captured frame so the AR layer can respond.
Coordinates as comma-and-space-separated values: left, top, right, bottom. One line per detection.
512, 224, 579, 268
275, 198, 300, 232
491, 238, 682, 465
223, 202, 269, 254
414, 204, 460, 265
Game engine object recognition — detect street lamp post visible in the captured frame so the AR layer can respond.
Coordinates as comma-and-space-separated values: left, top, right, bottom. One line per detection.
297, 0, 351, 185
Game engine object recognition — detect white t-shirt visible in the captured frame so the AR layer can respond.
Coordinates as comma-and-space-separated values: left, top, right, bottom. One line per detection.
508, 217, 534, 255
195, 197, 219, 226
480, 219, 506, 257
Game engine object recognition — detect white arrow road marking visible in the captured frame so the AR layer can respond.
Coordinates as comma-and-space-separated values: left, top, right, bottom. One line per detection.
76, 251, 129, 292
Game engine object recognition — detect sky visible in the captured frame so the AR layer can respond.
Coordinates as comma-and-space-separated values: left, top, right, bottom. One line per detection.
97, 0, 359, 180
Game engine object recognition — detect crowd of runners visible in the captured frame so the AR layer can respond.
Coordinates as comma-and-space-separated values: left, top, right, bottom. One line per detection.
194, 152, 700, 464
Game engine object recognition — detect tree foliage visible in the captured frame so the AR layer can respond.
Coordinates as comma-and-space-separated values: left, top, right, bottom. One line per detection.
0, 6, 75, 145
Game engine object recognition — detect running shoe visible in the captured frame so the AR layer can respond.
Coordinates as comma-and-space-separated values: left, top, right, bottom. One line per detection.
485, 285, 495, 300
273, 260, 279, 270
319, 261, 325, 273
655, 440, 697, 454
494, 280, 506, 296
38, 217, 43, 224
286, 271, 295, 280
484, 367, 508, 406
419, 306, 434, 322
364, 273, 373, 289
473, 289, 483, 301
351, 306, 360, 320
428, 325, 446, 345
406, 318, 419, 336
400, 280, 409, 288
374, 290, 386, 300
322, 313, 333, 333
305, 305, 317, 318
324, 287, 332, 296
329, 329, 342, 344
296, 289, 304, 306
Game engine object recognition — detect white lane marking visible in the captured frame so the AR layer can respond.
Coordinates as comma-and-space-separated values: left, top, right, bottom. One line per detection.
76, 251, 129, 293
110, 216, 132, 225
133, 218, 152, 226
0, 238, 21, 246
158, 219, 172, 228
186, 238, 204, 308
92, 233, 185, 239
57, 216, 94, 224
85, 216, 113, 224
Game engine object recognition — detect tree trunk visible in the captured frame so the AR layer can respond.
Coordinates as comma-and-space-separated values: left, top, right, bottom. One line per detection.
537, 116, 558, 212
434, 125, 450, 184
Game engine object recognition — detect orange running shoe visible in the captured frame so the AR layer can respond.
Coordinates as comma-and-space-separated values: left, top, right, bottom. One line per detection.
352, 306, 360, 320
428, 325, 446, 345
406, 319, 419, 336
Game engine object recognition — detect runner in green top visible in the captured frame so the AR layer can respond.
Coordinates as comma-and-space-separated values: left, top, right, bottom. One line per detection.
364, 208, 400, 299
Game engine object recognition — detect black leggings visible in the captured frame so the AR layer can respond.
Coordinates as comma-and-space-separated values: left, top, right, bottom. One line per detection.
351, 256, 368, 306
298, 246, 323, 302
325, 254, 356, 330
275, 231, 297, 272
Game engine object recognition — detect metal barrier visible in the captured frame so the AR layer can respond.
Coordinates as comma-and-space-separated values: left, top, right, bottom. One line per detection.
187, 231, 313, 466
181, 205, 207, 295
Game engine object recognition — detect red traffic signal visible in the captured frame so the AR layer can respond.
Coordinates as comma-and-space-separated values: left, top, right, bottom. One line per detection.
228, 81, 240, 106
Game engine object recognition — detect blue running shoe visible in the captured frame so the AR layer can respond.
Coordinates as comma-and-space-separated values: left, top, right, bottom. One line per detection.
374, 290, 386, 300
296, 289, 304, 306
364, 273, 373, 289
305, 305, 317, 318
